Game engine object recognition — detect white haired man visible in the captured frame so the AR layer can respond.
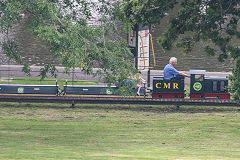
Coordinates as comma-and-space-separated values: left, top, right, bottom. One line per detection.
164, 57, 190, 80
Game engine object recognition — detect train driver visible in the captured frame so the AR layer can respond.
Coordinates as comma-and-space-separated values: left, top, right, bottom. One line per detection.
164, 57, 190, 80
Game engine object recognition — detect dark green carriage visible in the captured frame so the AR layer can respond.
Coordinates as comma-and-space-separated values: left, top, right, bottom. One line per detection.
190, 70, 228, 94
63, 85, 117, 95
190, 70, 230, 99
0, 84, 59, 95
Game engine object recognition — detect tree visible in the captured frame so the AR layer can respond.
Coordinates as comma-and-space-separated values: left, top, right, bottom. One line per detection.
0, 0, 136, 84
118, 0, 240, 102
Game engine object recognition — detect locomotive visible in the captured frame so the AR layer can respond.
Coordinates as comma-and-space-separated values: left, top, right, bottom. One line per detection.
0, 70, 231, 100
152, 70, 230, 99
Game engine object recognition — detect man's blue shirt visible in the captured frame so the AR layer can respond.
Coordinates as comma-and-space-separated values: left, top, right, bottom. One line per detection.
164, 64, 179, 80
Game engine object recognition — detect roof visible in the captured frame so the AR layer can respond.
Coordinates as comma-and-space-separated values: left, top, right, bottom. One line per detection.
189, 70, 206, 75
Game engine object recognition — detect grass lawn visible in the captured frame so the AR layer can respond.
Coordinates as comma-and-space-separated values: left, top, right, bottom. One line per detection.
0, 77, 98, 89
0, 103, 240, 160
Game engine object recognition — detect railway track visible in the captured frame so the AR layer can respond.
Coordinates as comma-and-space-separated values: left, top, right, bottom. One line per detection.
0, 95, 238, 107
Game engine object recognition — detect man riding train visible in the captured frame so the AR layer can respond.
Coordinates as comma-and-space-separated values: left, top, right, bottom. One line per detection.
164, 57, 190, 80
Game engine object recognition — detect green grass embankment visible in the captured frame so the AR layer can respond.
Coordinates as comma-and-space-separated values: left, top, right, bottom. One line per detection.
0, 103, 240, 160
0, 77, 98, 89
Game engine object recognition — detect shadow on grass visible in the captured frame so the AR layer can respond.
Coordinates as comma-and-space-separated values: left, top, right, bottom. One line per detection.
0, 102, 239, 113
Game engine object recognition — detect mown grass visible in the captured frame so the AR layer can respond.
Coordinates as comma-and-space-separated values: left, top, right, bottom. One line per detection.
0, 102, 240, 160
0, 77, 98, 89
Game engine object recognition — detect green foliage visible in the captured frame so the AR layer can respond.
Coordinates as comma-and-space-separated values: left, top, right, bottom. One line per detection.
1, 40, 21, 63
229, 57, 240, 103
176, 36, 193, 54
113, 72, 145, 96
205, 46, 216, 56
0, 0, 136, 85
39, 64, 58, 80
116, 0, 177, 27
118, 0, 240, 102
0, 0, 22, 32
22, 63, 31, 76
114, 79, 138, 96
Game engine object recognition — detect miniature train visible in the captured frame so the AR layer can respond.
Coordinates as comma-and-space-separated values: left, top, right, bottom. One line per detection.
152, 70, 230, 99
0, 70, 231, 100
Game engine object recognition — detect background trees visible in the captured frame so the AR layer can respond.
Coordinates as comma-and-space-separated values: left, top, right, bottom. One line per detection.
0, 0, 136, 84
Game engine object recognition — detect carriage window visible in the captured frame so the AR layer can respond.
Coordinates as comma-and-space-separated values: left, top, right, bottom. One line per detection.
220, 81, 225, 92
195, 75, 204, 81
213, 81, 218, 92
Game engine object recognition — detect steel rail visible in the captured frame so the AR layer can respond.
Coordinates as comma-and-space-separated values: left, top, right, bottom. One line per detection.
0, 95, 238, 107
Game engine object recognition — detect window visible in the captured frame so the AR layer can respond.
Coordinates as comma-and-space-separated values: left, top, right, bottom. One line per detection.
195, 75, 204, 81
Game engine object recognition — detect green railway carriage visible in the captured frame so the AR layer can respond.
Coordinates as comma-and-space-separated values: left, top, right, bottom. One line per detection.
0, 84, 59, 95
63, 85, 145, 96
190, 70, 230, 99
63, 85, 118, 95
